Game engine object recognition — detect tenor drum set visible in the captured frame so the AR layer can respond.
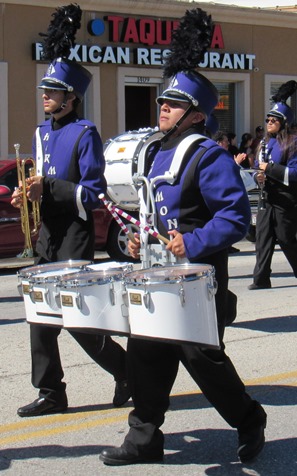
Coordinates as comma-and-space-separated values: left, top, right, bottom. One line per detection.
17, 129, 220, 349
18, 261, 220, 348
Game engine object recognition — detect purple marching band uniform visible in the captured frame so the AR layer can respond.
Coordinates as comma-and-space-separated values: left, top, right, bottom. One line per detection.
100, 70, 267, 465
34, 113, 106, 261
252, 130, 297, 287
17, 58, 130, 418
148, 135, 250, 261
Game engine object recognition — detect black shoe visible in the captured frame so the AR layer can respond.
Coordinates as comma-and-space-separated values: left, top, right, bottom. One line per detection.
17, 396, 68, 417
113, 380, 131, 407
237, 422, 266, 463
99, 446, 163, 466
248, 283, 271, 290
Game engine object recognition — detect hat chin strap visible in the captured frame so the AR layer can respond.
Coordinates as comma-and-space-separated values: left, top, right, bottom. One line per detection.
51, 92, 68, 115
162, 103, 194, 141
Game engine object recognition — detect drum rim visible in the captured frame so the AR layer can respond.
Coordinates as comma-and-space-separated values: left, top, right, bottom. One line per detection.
59, 269, 126, 287
86, 262, 133, 273
18, 260, 91, 278
125, 263, 214, 284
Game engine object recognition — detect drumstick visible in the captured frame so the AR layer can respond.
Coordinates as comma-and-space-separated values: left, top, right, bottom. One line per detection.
99, 194, 137, 243
112, 205, 170, 245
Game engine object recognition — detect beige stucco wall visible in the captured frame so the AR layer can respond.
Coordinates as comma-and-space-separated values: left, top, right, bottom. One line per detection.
0, 1, 296, 154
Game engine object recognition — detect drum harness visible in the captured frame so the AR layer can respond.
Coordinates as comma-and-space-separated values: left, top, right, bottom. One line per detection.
132, 133, 214, 268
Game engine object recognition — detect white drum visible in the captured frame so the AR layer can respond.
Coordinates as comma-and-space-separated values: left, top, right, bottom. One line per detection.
59, 262, 134, 336
20, 260, 90, 327
125, 264, 220, 348
18, 266, 39, 323
104, 128, 163, 210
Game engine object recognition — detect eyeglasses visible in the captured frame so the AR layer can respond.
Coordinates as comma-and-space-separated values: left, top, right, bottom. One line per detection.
265, 118, 279, 124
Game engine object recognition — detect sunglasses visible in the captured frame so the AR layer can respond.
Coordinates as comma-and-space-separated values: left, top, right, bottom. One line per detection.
265, 118, 279, 124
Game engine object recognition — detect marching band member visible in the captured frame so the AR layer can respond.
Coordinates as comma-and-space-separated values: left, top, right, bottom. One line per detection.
99, 8, 266, 466
11, 4, 130, 417
248, 80, 297, 290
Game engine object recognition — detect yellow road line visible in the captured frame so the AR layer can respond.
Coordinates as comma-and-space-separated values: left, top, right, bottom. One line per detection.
1, 368, 296, 446
0, 413, 128, 445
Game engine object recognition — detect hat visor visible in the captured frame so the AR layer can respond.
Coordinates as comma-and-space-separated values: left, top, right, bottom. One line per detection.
267, 110, 285, 121
156, 92, 191, 105
37, 79, 68, 91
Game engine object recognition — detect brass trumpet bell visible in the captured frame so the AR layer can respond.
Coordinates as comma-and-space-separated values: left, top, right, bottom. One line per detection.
14, 143, 41, 258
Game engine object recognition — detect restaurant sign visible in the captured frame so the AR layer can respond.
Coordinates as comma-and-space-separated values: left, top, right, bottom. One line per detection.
33, 15, 256, 70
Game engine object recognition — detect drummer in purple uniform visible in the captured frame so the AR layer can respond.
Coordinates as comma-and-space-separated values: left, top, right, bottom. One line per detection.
99, 8, 267, 467
11, 4, 130, 417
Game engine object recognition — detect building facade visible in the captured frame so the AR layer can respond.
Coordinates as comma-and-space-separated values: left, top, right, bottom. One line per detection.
0, 0, 297, 157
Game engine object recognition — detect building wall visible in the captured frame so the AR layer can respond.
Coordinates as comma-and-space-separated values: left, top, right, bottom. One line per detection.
0, 1, 297, 156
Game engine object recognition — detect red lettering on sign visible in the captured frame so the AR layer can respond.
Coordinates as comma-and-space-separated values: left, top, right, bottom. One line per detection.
139, 19, 155, 45
105, 15, 124, 42
104, 17, 225, 49
156, 20, 172, 45
123, 18, 139, 43
211, 24, 224, 49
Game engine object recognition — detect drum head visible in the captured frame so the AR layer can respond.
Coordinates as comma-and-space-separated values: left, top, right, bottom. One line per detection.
87, 262, 133, 273
125, 263, 214, 285
60, 268, 125, 288
20, 260, 91, 280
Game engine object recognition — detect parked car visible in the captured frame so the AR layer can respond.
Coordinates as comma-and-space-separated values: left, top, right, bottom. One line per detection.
0, 159, 138, 261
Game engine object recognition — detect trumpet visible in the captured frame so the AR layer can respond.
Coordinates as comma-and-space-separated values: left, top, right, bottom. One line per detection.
14, 143, 41, 258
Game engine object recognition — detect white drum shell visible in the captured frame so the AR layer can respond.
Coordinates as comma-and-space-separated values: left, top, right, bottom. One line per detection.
104, 129, 162, 210
59, 262, 133, 336
19, 278, 38, 323
126, 264, 219, 348
19, 260, 90, 327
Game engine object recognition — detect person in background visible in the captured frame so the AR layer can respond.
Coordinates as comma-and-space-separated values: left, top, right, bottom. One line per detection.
214, 130, 229, 150
11, 5, 130, 417
227, 132, 239, 156
248, 81, 297, 290
251, 126, 264, 158
239, 132, 254, 168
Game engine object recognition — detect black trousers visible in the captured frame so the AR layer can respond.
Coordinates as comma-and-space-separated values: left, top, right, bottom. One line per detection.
123, 338, 266, 455
28, 255, 127, 401
253, 202, 297, 286
122, 250, 266, 455
30, 324, 127, 400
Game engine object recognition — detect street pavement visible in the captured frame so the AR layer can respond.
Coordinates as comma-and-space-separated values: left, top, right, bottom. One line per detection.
0, 240, 296, 475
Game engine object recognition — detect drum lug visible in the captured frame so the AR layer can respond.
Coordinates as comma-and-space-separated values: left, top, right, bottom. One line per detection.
75, 292, 82, 310
29, 285, 35, 303
17, 282, 23, 297
143, 291, 150, 309
54, 286, 61, 308
207, 279, 218, 299
122, 288, 128, 308
109, 283, 116, 306
44, 288, 50, 305
179, 285, 185, 306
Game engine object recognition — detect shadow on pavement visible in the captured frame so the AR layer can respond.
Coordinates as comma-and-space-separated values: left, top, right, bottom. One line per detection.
231, 315, 297, 333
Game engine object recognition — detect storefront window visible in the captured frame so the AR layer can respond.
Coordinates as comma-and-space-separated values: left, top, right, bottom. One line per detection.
125, 85, 158, 130
213, 82, 235, 134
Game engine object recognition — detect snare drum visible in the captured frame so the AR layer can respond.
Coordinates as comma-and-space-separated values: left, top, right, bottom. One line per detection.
104, 128, 163, 210
19, 260, 90, 327
125, 264, 219, 348
59, 262, 133, 336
